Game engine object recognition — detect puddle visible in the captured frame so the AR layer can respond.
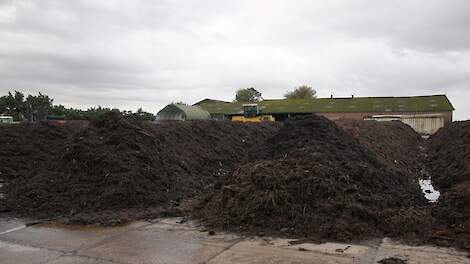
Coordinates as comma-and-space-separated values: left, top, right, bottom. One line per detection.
419, 179, 440, 203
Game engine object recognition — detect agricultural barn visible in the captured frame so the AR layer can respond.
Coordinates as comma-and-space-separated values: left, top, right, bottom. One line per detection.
195, 95, 454, 134
156, 104, 210, 121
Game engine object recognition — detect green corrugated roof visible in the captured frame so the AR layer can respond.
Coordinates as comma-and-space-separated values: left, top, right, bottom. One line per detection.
197, 95, 454, 115
157, 104, 210, 120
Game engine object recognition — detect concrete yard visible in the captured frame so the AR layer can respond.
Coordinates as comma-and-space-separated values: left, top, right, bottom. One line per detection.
1, 217, 469, 264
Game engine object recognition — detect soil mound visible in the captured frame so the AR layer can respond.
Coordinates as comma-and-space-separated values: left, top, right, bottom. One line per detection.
197, 115, 423, 242
0, 121, 85, 181
336, 119, 423, 175
432, 181, 470, 250
427, 120, 470, 190
5, 113, 172, 217
142, 119, 280, 193
3, 112, 279, 221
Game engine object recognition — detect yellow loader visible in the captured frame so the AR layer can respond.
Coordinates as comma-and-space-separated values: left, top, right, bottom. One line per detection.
231, 103, 275, 122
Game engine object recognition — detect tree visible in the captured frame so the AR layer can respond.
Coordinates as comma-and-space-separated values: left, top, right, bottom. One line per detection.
2, 90, 157, 122
234, 87, 262, 103
25, 93, 53, 121
49, 104, 85, 120
127, 108, 156, 121
0, 95, 12, 116
0, 91, 53, 121
0, 91, 26, 121
284, 85, 317, 99
172, 101, 187, 105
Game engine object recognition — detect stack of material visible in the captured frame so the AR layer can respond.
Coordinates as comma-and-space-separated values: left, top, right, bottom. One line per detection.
2, 112, 279, 223
427, 121, 470, 250
427, 121, 470, 189
198, 115, 423, 242
336, 119, 423, 175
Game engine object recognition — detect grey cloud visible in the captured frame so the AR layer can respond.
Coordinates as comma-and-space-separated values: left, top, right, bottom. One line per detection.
0, 0, 469, 119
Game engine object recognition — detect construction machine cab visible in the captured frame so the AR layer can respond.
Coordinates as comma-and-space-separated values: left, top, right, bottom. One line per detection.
242, 103, 260, 117
231, 103, 274, 122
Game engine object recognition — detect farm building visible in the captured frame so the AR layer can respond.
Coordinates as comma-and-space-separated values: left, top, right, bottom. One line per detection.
195, 94, 454, 134
156, 104, 210, 121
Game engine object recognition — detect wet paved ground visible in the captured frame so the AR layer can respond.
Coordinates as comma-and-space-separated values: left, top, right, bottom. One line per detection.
1, 217, 469, 264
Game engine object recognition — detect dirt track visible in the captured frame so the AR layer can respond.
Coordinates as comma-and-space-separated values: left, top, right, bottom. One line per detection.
1, 113, 469, 251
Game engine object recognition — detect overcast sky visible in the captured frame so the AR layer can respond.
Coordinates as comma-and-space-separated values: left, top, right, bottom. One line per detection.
1, 0, 469, 119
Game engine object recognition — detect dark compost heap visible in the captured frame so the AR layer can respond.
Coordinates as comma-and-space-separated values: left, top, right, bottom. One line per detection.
197, 115, 424, 242
1, 112, 279, 223
1, 113, 469, 251
427, 120, 470, 190
336, 119, 423, 175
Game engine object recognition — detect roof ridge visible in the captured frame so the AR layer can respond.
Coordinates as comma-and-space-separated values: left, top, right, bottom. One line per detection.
261, 94, 447, 101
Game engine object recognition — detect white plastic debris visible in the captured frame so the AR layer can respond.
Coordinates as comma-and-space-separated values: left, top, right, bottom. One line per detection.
419, 179, 440, 203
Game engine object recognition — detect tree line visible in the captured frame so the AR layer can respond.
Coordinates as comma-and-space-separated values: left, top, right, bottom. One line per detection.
1, 86, 317, 121
234, 85, 317, 103
0, 91, 155, 122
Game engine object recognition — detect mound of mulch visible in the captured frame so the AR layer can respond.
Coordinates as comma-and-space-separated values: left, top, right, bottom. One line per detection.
427, 120, 470, 190
0, 121, 86, 181
3, 112, 280, 222
197, 115, 424, 242
431, 181, 470, 250
3, 112, 469, 251
142, 119, 280, 194
336, 119, 423, 175
425, 121, 470, 251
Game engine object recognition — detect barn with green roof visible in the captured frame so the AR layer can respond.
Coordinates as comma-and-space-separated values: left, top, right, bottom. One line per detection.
195, 94, 454, 134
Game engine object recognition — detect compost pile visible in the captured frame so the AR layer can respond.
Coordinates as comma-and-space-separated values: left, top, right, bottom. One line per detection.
427, 120, 470, 190
336, 119, 423, 175
2, 112, 470, 251
142, 119, 280, 192
198, 115, 423, 242
2, 112, 279, 222
0, 121, 84, 181
431, 181, 470, 250
425, 121, 470, 250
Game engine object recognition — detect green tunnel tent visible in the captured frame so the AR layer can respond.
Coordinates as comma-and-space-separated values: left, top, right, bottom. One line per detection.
156, 104, 211, 121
